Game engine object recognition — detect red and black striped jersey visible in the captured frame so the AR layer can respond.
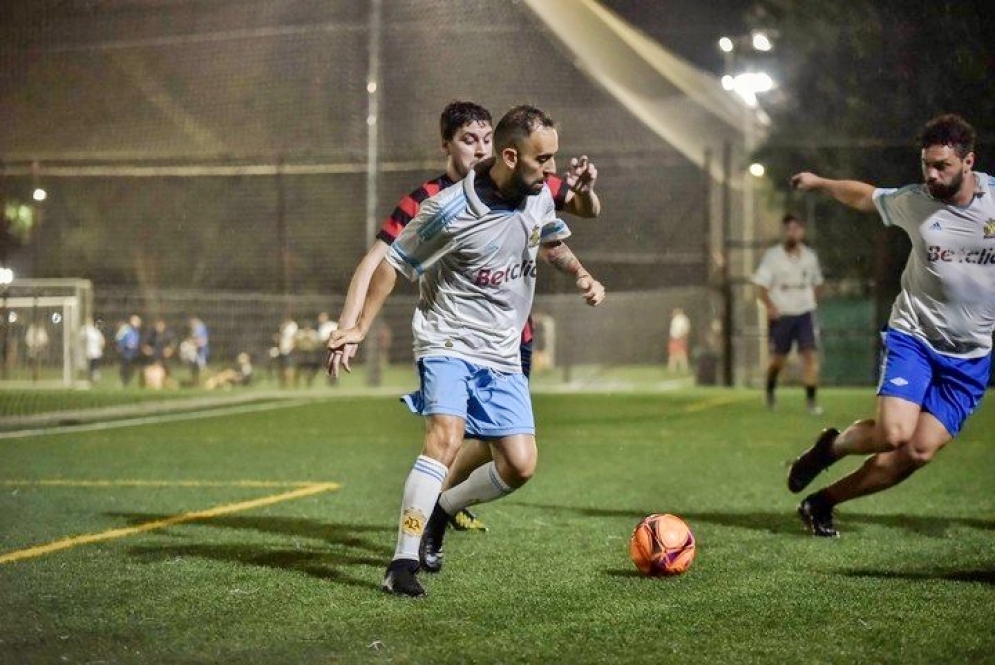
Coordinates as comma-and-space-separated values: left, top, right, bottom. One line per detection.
376, 174, 455, 245
376, 173, 571, 246
545, 173, 570, 211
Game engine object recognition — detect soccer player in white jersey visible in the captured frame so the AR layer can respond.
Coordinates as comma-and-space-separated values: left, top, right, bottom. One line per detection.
330, 101, 602, 533
753, 214, 825, 414
328, 105, 603, 596
786, 113, 995, 537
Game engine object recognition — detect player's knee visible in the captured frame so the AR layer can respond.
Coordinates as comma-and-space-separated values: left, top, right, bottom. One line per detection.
496, 450, 537, 488
503, 461, 535, 487
878, 421, 914, 451
901, 442, 940, 468
423, 421, 464, 462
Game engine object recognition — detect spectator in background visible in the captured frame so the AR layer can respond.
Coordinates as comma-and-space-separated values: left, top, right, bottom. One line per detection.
294, 322, 324, 387
667, 307, 691, 374
25, 319, 50, 381
276, 313, 298, 387
205, 352, 254, 390
142, 318, 176, 389
80, 317, 105, 383
115, 314, 142, 387
187, 316, 209, 386
317, 311, 338, 345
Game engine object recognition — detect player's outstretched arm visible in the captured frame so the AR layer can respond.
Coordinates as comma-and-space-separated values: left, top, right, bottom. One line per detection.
329, 239, 392, 377
539, 240, 606, 307
562, 155, 601, 218
791, 172, 876, 212
327, 258, 397, 374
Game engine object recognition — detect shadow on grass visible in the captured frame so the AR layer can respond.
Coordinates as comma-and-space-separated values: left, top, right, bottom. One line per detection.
511, 502, 802, 534
512, 502, 995, 537
840, 568, 995, 585
113, 513, 393, 590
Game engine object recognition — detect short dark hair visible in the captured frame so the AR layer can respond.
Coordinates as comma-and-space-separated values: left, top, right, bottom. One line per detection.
782, 213, 802, 225
440, 101, 491, 142
917, 113, 976, 158
493, 105, 556, 151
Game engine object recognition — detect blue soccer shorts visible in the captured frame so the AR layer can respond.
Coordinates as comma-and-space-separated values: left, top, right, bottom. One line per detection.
401, 356, 535, 439
877, 328, 991, 437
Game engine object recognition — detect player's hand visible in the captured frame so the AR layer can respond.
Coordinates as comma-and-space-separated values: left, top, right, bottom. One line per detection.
766, 306, 780, 321
790, 172, 821, 191
577, 274, 606, 307
326, 327, 365, 376
327, 342, 358, 378
565, 155, 597, 193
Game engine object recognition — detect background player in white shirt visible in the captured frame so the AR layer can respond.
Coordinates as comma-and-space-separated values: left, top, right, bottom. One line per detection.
753, 214, 825, 413
328, 105, 603, 596
787, 114, 995, 537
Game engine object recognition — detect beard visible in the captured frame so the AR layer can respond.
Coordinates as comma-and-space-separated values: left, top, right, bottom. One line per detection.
784, 238, 799, 250
510, 166, 545, 200
926, 170, 964, 201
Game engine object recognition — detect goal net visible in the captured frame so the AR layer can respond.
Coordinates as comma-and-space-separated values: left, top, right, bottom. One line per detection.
0, 279, 93, 388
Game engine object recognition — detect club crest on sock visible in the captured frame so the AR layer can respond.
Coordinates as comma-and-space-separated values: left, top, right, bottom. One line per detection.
401, 507, 427, 536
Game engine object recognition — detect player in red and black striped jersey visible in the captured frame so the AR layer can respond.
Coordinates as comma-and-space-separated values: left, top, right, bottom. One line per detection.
330, 101, 603, 533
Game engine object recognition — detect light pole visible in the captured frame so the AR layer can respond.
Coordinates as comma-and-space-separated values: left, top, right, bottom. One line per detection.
716, 30, 774, 385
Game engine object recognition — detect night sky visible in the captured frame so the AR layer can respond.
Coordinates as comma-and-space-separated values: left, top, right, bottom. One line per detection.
600, 0, 755, 74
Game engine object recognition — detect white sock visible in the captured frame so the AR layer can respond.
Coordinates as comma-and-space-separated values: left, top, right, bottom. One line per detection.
393, 455, 448, 562
438, 461, 514, 515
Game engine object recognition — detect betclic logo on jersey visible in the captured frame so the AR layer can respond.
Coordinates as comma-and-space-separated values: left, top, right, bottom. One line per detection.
473, 258, 538, 286
927, 245, 995, 265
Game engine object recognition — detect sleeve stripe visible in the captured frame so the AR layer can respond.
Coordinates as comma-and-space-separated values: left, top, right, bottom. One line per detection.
875, 192, 896, 227
417, 192, 466, 241
390, 244, 423, 276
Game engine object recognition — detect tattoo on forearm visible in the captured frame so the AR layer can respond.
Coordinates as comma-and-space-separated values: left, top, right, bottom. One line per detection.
548, 244, 583, 277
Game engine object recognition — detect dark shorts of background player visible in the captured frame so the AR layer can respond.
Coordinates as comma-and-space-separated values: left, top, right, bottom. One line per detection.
768, 311, 818, 356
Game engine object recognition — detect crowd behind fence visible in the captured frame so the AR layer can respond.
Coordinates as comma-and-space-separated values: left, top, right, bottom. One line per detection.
0, 283, 893, 389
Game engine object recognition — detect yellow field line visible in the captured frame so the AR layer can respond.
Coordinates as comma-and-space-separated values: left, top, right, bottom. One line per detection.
0, 482, 340, 565
0, 479, 325, 489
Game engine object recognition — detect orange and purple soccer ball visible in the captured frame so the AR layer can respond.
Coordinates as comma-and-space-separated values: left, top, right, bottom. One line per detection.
628, 513, 696, 576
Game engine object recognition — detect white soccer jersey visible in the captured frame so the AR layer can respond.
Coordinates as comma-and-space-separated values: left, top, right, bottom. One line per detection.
387, 167, 565, 373
874, 171, 995, 358
752, 244, 824, 315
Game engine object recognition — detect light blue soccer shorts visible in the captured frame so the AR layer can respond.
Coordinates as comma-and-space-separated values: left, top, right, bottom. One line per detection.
877, 328, 991, 437
401, 356, 535, 439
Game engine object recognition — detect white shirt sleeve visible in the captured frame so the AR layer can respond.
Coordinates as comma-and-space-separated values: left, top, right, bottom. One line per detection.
386, 195, 460, 282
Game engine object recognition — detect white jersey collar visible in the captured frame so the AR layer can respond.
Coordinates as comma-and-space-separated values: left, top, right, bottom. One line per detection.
463, 161, 493, 218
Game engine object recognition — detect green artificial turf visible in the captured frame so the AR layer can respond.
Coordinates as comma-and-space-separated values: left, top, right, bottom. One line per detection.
1, 388, 993, 664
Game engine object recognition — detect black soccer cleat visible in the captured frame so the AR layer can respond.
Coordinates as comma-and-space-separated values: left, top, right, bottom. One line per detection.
419, 504, 450, 573
797, 495, 839, 538
381, 559, 426, 598
787, 427, 840, 494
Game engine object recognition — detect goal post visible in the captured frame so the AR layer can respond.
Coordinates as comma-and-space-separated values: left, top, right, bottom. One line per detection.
0, 279, 93, 388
